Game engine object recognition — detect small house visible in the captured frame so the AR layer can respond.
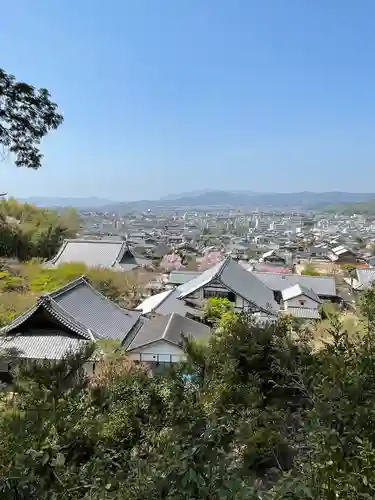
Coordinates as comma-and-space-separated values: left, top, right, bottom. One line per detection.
280, 284, 321, 320
328, 245, 358, 264
126, 312, 210, 368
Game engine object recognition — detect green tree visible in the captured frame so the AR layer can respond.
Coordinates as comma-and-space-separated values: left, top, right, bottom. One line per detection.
203, 296, 234, 326
0, 68, 63, 169
0, 199, 79, 261
58, 207, 80, 237
5, 288, 375, 498
0, 312, 313, 498
286, 289, 375, 499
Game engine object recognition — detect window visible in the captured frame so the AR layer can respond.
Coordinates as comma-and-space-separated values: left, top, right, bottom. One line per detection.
203, 289, 229, 299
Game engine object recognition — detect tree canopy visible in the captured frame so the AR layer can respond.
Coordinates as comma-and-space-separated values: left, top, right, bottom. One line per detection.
0, 68, 63, 169
0, 198, 79, 261
1, 290, 375, 498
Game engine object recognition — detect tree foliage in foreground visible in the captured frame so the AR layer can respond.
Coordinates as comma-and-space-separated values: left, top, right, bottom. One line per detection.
0, 67, 63, 169
203, 297, 234, 327
1, 291, 375, 498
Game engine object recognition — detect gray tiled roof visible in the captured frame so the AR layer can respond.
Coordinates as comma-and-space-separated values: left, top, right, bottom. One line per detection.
168, 270, 202, 285
49, 277, 141, 342
117, 250, 151, 271
136, 289, 175, 314
1, 277, 141, 344
155, 288, 201, 316
0, 275, 144, 360
135, 288, 200, 317
178, 257, 278, 315
1, 295, 93, 340
49, 239, 125, 268
48, 239, 151, 271
217, 258, 278, 313
253, 272, 336, 297
0, 331, 88, 360
281, 284, 321, 303
127, 313, 210, 351
177, 260, 224, 297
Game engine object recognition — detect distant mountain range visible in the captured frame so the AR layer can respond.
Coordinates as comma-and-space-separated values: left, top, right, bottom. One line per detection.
19, 197, 115, 209
159, 189, 256, 201
17, 191, 375, 212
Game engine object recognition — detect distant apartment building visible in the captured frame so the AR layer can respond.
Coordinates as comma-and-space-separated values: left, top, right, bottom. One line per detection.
254, 217, 271, 231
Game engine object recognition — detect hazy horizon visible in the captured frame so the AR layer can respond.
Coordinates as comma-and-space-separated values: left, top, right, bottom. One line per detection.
15, 189, 375, 205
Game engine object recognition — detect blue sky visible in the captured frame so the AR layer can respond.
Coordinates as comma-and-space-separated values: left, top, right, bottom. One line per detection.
1, 0, 375, 200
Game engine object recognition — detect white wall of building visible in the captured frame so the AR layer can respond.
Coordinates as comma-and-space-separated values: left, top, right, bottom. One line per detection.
284, 294, 319, 310
128, 340, 186, 363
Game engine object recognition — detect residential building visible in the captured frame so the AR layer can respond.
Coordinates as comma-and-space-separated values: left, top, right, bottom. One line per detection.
126, 313, 210, 367
327, 245, 358, 264
280, 284, 321, 319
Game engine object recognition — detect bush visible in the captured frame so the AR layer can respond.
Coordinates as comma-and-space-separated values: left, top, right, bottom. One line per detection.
3, 286, 375, 498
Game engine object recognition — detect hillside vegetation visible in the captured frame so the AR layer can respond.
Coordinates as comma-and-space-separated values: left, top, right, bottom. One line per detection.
0, 199, 80, 261
0, 261, 140, 327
